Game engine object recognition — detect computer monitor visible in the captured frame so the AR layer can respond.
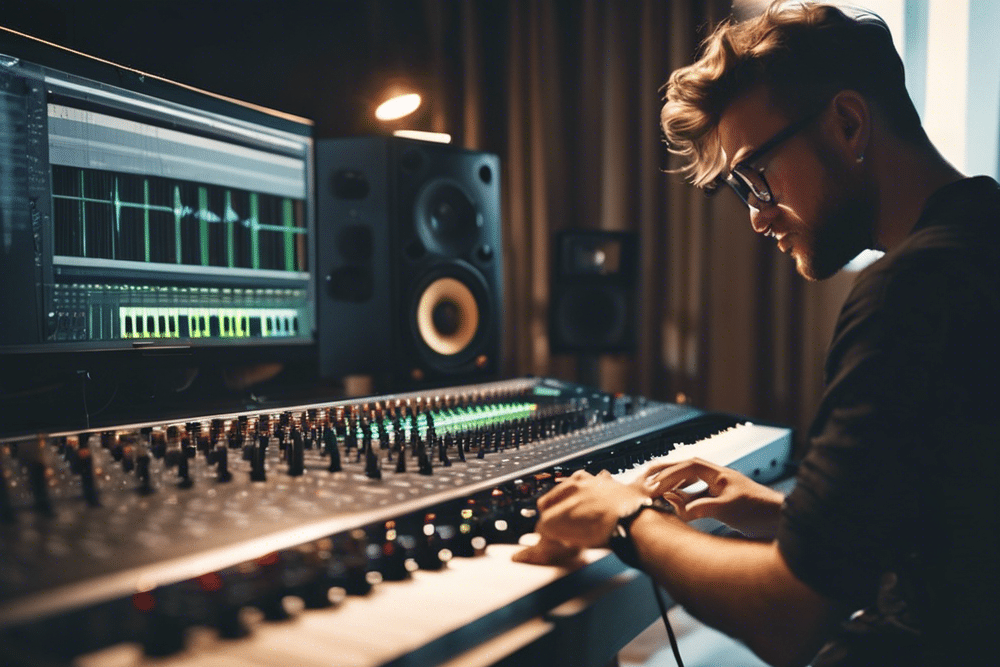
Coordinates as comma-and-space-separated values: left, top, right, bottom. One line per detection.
0, 26, 315, 356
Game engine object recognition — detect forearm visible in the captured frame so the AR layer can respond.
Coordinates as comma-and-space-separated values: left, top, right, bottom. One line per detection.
628, 510, 842, 667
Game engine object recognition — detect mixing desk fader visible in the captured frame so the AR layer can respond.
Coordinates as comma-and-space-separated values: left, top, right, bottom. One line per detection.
0, 378, 792, 666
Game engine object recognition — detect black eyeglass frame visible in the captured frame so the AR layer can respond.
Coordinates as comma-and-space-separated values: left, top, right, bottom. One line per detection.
718, 108, 824, 209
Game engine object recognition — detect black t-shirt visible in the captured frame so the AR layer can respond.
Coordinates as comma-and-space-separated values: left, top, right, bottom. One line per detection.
777, 177, 1000, 666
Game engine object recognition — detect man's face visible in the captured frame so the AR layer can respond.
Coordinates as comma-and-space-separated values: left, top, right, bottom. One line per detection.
717, 87, 874, 280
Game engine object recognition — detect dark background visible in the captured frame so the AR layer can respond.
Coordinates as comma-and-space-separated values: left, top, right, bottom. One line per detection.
0, 0, 505, 142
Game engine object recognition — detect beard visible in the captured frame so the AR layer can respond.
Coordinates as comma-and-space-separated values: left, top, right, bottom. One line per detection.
793, 154, 877, 281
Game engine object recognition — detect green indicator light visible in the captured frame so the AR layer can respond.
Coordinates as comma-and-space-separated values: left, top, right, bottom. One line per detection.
225, 190, 235, 269
250, 194, 260, 270
533, 386, 562, 397
198, 187, 209, 267
283, 198, 295, 271
174, 186, 183, 264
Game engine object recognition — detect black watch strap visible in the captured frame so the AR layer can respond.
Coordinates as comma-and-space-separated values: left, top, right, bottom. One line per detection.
608, 497, 674, 570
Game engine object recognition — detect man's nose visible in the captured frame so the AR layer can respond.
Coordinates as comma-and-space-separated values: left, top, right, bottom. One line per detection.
749, 205, 773, 234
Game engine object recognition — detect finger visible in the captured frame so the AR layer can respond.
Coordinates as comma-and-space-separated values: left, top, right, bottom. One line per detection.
647, 470, 703, 496
512, 538, 584, 566
681, 495, 728, 521
641, 459, 698, 476
645, 457, 724, 476
661, 488, 695, 506
536, 478, 581, 511
649, 459, 723, 492
660, 490, 687, 513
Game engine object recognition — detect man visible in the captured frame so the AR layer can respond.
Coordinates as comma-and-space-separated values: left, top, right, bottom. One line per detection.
515, 3, 999, 666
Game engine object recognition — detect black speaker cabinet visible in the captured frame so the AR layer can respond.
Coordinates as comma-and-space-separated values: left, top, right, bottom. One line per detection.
550, 230, 638, 353
317, 136, 503, 387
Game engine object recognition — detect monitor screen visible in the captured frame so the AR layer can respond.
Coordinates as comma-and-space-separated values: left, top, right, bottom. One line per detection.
0, 27, 315, 355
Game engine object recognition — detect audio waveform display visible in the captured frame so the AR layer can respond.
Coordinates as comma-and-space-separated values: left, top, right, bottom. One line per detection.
51, 165, 307, 273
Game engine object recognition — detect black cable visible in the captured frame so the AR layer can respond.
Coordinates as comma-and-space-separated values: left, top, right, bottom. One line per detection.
651, 577, 685, 667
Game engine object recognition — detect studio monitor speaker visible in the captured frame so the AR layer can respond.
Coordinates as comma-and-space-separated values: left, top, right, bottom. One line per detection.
550, 230, 637, 353
317, 136, 503, 388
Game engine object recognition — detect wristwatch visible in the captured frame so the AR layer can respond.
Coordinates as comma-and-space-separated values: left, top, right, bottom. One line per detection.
608, 496, 675, 570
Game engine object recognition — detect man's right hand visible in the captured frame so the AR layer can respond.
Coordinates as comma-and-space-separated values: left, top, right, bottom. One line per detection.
638, 458, 785, 539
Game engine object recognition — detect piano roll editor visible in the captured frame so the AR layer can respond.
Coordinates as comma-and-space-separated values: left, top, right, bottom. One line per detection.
0, 26, 793, 667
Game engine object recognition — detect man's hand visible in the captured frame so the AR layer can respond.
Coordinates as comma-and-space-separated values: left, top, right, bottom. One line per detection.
532, 469, 651, 547
512, 468, 652, 565
640, 458, 784, 538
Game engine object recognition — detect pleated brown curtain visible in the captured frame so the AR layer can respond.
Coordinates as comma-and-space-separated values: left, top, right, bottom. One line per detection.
422, 0, 855, 437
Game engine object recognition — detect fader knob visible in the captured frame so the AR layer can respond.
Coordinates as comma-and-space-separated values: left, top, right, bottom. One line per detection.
250, 443, 267, 482
23, 437, 54, 516
414, 517, 450, 571
197, 571, 250, 639
252, 553, 297, 621
288, 431, 305, 476
331, 530, 375, 596
136, 451, 154, 495
78, 447, 100, 506
417, 438, 433, 476
324, 427, 342, 473
285, 548, 337, 610
364, 440, 382, 480
374, 535, 412, 581
207, 446, 232, 482
136, 589, 187, 657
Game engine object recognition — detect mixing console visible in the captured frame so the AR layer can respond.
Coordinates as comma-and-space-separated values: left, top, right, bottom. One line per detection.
0, 378, 791, 666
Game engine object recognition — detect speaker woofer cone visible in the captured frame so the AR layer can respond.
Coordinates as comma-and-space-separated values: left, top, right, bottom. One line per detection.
415, 277, 480, 357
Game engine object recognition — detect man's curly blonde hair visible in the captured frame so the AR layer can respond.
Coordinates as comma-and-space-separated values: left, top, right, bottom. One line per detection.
661, 2, 925, 189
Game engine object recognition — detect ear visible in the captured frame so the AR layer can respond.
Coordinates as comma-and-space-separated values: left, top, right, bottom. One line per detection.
829, 90, 871, 162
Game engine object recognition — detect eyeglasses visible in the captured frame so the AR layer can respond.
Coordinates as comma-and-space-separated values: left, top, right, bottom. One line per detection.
717, 109, 823, 209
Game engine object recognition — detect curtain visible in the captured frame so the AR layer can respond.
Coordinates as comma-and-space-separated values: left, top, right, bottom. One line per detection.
427, 0, 857, 438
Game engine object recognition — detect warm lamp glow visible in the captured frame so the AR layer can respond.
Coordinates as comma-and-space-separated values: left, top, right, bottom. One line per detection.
376, 93, 421, 121
392, 129, 452, 144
